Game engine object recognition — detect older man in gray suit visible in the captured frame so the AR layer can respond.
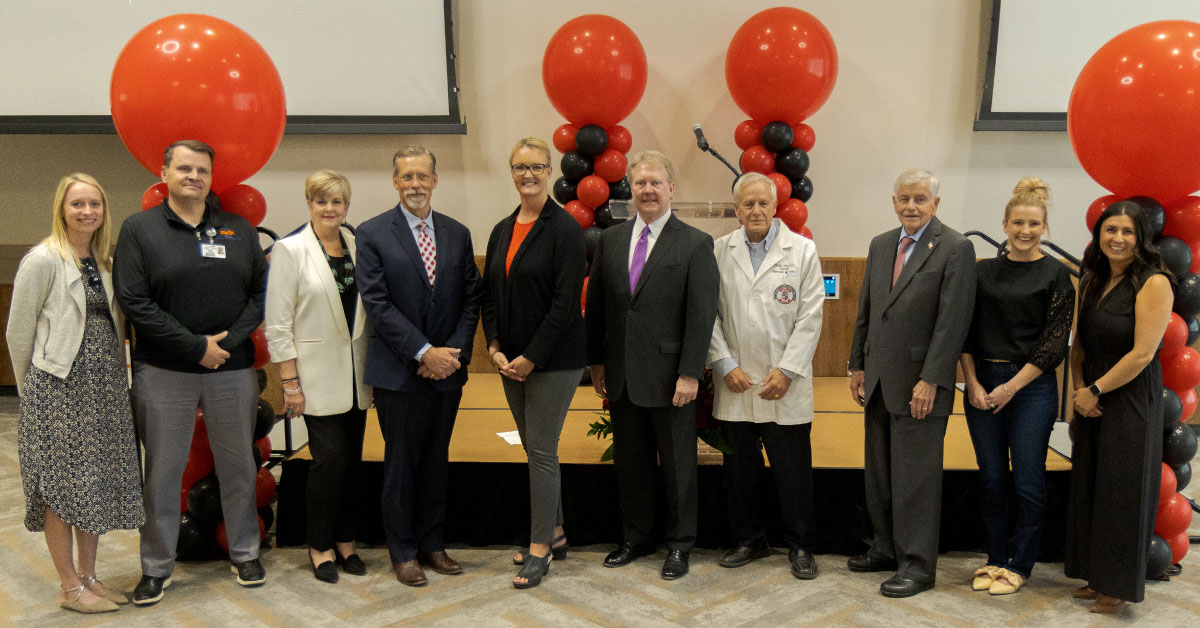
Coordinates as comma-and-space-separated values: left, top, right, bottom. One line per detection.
847, 169, 976, 598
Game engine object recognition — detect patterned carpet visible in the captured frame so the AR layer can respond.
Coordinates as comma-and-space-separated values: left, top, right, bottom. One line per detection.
1, 399, 1197, 627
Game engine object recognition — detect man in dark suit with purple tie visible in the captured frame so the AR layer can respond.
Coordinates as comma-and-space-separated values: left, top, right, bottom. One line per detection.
355, 145, 482, 587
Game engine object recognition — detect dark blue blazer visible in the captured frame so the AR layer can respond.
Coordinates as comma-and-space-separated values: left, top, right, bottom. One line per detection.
355, 205, 482, 392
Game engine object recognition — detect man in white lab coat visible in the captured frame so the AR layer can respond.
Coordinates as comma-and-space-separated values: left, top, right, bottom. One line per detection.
708, 172, 825, 579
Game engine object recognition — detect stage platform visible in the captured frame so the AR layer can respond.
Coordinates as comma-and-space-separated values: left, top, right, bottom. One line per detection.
276, 375, 1072, 555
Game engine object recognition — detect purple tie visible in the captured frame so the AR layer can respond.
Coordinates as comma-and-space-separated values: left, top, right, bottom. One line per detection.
629, 225, 650, 292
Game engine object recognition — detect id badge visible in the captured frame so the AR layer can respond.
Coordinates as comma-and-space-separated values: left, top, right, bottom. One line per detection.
200, 243, 227, 259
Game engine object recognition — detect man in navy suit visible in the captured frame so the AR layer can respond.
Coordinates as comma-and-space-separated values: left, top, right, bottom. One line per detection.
355, 145, 482, 586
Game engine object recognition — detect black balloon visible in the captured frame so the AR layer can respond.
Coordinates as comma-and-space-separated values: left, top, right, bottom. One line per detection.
792, 176, 813, 202
256, 368, 267, 393
1163, 388, 1183, 429
775, 148, 810, 183
574, 124, 608, 157
1163, 423, 1198, 467
1174, 461, 1192, 491
1156, 236, 1192, 277
1189, 316, 1200, 346
1125, 196, 1166, 238
560, 151, 593, 183
251, 443, 264, 468
583, 226, 602, 264
177, 512, 214, 561
186, 476, 223, 522
608, 178, 632, 200
254, 398, 275, 441
594, 204, 617, 229
760, 121, 794, 153
1174, 273, 1200, 319
1147, 534, 1173, 578
258, 505, 275, 532
553, 177, 578, 205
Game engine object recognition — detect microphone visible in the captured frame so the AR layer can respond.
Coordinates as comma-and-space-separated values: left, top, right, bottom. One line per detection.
692, 124, 710, 152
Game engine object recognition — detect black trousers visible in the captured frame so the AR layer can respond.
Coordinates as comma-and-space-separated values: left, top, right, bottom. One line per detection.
863, 387, 948, 583
302, 407, 367, 551
375, 384, 461, 563
609, 391, 698, 551
721, 420, 816, 551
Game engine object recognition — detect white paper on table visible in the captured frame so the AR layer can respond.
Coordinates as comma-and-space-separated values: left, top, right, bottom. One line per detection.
497, 430, 523, 445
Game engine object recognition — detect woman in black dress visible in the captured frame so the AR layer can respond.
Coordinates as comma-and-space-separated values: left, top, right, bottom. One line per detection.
1065, 202, 1173, 614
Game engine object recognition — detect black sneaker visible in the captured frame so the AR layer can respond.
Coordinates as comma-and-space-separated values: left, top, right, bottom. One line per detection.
132, 575, 171, 606
231, 558, 266, 587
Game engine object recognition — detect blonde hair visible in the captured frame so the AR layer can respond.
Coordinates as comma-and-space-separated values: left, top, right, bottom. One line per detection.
305, 169, 352, 204
1005, 177, 1050, 222
626, 150, 676, 184
510, 138, 551, 165
43, 173, 112, 271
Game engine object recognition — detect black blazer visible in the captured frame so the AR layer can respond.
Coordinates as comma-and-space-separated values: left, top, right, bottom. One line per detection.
481, 198, 587, 371
586, 214, 720, 407
355, 205, 482, 393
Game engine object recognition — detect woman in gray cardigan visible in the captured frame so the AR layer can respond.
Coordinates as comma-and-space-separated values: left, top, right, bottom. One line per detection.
6, 174, 144, 614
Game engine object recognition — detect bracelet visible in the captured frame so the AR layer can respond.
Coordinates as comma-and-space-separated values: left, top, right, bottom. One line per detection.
1002, 384, 1013, 396
283, 387, 303, 395
281, 376, 299, 383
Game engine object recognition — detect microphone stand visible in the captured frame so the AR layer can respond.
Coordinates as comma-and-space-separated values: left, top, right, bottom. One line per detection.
698, 143, 741, 182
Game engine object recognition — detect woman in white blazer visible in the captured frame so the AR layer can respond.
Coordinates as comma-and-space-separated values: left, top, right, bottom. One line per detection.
707, 172, 825, 580
264, 170, 370, 583
6, 174, 143, 613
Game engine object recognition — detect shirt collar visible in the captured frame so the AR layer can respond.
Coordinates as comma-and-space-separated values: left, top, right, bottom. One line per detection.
743, 219, 780, 250
632, 209, 671, 238
401, 206, 436, 232
899, 219, 931, 244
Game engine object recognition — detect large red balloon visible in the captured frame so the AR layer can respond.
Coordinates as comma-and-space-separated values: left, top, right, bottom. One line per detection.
725, 8, 838, 124
1166, 531, 1190, 564
141, 182, 169, 210
1085, 194, 1120, 231
542, 15, 647, 127
1159, 462, 1178, 506
1163, 346, 1200, 392
594, 149, 629, 183
776, 199, 809, 233
739, 146, 775, 175
1068, 21, 1200, 201
1154, 492, 1194, 537
1164, 196, 1200, 243
607, 126, 632, 154
110, 14, 286, 194
576, 175, 610, 209
219, 184, 267, 227
1164, 313, 1189, 357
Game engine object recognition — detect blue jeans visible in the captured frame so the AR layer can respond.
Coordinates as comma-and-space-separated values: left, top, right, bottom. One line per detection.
964, 361, 1058, 578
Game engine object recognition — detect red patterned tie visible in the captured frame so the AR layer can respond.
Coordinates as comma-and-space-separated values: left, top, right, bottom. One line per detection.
892, 236, 914, 287
418, 221, 436, 286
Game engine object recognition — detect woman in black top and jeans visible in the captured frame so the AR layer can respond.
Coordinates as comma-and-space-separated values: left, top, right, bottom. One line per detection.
960, 178, 1074, 595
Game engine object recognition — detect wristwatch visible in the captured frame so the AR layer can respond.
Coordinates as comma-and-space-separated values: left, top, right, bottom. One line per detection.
1087, 383, 1102, 396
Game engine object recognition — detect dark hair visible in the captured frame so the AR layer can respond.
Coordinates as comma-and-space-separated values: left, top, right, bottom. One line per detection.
1078, 201, 1171, 306
163, 139, 215, 168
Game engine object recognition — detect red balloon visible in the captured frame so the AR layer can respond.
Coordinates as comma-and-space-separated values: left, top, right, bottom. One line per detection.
607, 126, 633, 154
734, 120, 764, 151
800, 225, 814, 240
1190, 239, 1200, 273
217, 515, 267, 552
542, 15, 647, 127
181, 447, 214, 492
1163, 346, 1200, 392
219, 184, 267, 227
192, 409, 210, 455
1068, 21, 1200, 201
1164, 313, 1189, 357
110, 14, 286, 194
739, 146, 775, 175
580, 275, 589, 317
1159, 462, 1178, 506
552, 124, 578, 154
1180, 387, 1198, 420
1166, 531, 1190, 564
255, 467, 276, 509
1164, 196, 1200, 243
576, 175, 610, 209
180, 487, 190, 513
768, 173, 792, 204
1085, 194, 1120, 232
255, 436, 271, 468
250, 328, 270, 370
1155, 492, 1194, 537
792, 123, 816, 152
142, 182, 168, 210
725, 8, 838, 123
563, 200, 594, 229
594, 149, 629, 183
776, 199, 809, 233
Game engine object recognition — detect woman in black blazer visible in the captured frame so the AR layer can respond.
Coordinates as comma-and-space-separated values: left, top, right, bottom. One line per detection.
482, 137, 587, 589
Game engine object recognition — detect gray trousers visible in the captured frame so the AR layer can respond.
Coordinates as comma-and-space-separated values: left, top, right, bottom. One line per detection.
501, 368, 582, 544
133, 363, 260, 576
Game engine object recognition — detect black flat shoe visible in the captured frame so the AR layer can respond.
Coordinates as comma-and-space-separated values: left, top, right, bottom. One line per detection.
311, 554, 338, 584
789, 548, 819, 579
847, 553, 898, 573
719, 540, 771, 568
661, 549, 690, 580
604, 542, 653, 568
512, 552, 551, 589
880, 574, 934, 598
335, 550, 367, 576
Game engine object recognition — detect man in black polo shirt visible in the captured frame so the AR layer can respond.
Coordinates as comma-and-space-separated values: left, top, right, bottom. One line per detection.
114, 140, 268, 605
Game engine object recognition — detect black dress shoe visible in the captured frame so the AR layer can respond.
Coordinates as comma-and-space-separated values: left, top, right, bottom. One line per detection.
879, 574, 934, 598
846, 553, 898, 573
661, 549, 690, 580
311, 555, 339, 584
604, 542, 652, 568
789, 548, 818, 579
719, 540, 771, 568
336, 550, 368, 576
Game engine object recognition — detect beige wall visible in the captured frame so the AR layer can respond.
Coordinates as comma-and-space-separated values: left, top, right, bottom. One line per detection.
0, 0, 1107, 264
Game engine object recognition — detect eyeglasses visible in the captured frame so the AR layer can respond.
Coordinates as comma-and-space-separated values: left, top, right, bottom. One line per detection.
511, 164, 549, 176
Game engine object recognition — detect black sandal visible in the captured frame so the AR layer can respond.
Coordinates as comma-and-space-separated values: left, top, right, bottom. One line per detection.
512, 552, 551, 589
513, 533, 569, 565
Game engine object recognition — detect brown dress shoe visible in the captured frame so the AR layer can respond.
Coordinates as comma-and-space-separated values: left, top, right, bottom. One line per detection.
419, 551, 463, 575
393, 560, 427, 587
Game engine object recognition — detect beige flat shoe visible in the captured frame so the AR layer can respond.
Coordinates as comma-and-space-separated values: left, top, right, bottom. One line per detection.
988, 568, 1024, 595
59, 585, 118, 614
1089, 595, 1128, 614
1071, 585, 1099, 600
972, 565, 999, 591
80, 575, 129, 605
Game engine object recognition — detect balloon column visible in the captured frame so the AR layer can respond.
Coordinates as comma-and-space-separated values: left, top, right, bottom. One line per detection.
112, 14, 285, 227
542, 14, 647, 289
1069, 21, 1200, 573
725, 7, 838, 240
